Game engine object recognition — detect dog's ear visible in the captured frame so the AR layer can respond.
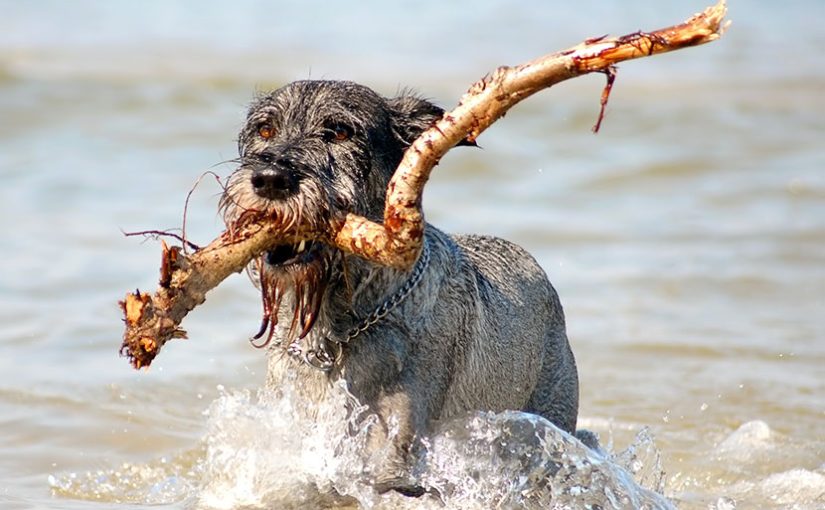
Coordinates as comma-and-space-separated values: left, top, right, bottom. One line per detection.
388, 93, 477, 148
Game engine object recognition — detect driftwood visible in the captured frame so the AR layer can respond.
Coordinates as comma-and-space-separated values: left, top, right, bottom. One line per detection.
120, 1, 729, 369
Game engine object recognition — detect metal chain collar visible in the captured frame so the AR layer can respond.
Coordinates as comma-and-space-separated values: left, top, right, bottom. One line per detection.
345, 240, 431, 342
290, 240, 431, 372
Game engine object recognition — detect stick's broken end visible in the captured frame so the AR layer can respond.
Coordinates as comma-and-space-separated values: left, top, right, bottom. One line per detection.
119, 290, 166, 370
700, 0, 731, 39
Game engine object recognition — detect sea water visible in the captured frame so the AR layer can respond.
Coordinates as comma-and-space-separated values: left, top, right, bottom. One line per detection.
2, 1, 823, 508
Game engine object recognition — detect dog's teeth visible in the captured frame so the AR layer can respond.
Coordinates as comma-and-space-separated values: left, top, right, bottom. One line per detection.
297, 240, 306, 253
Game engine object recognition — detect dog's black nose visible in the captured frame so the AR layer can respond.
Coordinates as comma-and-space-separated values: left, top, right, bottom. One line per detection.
251, 164, 298, 200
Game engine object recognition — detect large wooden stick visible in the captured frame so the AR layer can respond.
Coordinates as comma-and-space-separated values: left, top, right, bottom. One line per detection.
333, 0, 729, 269
120, 1, 729, 369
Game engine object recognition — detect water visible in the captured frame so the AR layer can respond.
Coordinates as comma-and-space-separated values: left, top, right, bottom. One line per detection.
1, 1, 823, 508
49, 383, 673, 509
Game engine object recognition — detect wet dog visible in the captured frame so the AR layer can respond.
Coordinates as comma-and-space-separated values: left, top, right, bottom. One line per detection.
219, 80, 580, 495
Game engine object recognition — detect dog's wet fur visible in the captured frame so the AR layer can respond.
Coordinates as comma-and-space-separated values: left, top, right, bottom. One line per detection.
220, 80, 581, 496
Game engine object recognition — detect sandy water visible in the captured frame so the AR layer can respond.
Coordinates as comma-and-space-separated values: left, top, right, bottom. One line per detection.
1, 1, 823, 508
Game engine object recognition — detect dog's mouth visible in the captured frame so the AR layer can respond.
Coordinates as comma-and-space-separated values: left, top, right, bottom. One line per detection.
251, 239, 335, 348
264, 240, 322, 267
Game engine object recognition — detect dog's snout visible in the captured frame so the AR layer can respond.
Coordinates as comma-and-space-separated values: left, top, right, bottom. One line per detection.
251, 165, 298, 200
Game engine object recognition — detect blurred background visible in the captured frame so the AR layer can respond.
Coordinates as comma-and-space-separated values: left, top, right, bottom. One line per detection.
0, 1, 822, 508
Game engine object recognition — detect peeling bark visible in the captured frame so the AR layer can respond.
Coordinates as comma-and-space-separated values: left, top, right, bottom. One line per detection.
120, 1, 729, 369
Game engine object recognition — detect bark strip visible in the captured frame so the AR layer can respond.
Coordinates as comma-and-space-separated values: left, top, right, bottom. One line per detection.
120, 1, 729, 368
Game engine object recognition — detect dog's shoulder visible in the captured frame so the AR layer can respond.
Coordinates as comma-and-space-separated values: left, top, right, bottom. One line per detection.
449, 233, 546, 280
427, 230, 554, 301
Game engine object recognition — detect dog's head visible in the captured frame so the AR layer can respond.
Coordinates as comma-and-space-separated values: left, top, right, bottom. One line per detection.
220, 80, 447, 342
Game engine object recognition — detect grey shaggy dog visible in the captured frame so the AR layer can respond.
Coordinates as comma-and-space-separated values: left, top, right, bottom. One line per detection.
219, 80, 581, 496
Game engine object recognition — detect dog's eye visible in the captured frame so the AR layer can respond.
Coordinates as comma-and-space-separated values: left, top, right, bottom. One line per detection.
258, 124, 275, 140
324, 123, 353, 143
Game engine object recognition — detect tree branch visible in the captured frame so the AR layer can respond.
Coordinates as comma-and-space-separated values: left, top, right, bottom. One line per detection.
120, 211, 314, 368
120, 1, 729, 369
332, 0, 729, 269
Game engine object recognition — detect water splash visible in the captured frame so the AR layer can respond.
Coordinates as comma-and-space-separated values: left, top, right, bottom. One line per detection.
421, 411, 672, 509
48, 449, 199, 505
195, 380, 383, 509
50, 382, 673, 509
611, 426, 666, 495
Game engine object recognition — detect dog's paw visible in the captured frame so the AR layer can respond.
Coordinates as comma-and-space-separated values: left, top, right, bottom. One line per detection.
575, 429, 602, 451
372, 475, 426, 498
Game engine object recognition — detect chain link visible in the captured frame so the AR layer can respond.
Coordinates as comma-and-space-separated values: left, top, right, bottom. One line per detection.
289, 240, 431, 372
345, 240, 430, 342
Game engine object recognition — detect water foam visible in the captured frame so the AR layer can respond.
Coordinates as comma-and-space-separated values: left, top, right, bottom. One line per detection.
48, 450, 198, 505
420, 412, 671, 509
50, 382, 674, 509
196, 380, 383, 509
708, 421, 825, 508
193, 383, 673, 509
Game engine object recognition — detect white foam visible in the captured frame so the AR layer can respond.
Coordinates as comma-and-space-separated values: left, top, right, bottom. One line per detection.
715, 420, 774, 461
193, 385, 674, 509
759, 469, 825, 505
49, 383, 675, 509
195, 382, 381, 508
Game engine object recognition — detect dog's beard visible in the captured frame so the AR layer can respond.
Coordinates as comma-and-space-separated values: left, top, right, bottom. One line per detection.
219, 166, 341, 347
249, 241, 334, 348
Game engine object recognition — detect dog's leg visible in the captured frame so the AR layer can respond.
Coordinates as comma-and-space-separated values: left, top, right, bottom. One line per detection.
525, 329, 579, 434
367, 392, 426, 497
367, 374, 451, 498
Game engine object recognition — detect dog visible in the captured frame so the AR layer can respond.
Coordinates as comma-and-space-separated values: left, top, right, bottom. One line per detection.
219, 80, 580, 496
